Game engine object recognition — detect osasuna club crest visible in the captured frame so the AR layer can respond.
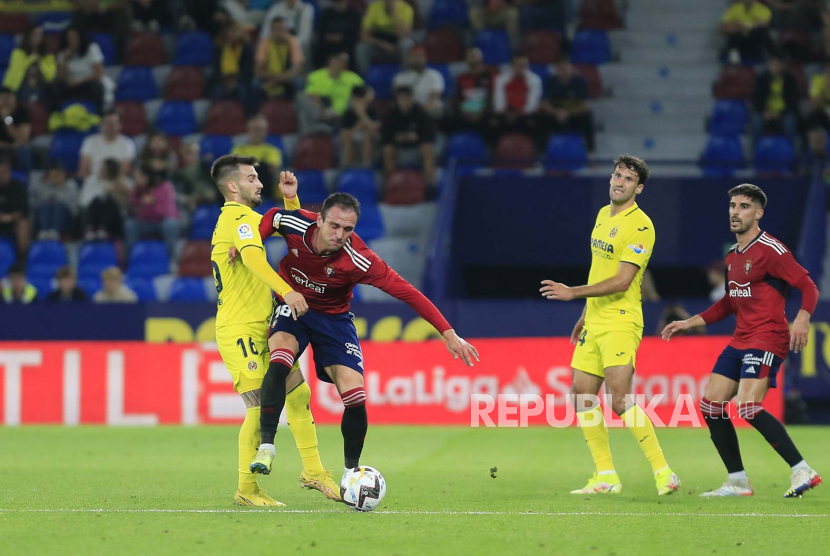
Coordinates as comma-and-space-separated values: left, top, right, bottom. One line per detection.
745, 260, 752, 274
609, 227, 618, 238
325, 265, 336, 277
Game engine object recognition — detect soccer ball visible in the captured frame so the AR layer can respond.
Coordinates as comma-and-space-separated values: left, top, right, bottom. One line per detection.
340, 466, 386, 511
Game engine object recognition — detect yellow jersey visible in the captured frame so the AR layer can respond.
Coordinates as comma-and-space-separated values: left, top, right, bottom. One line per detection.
585, 202, 655, 330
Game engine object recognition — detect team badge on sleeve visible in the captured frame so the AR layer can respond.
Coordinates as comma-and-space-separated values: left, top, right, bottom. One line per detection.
238, 223, 253, 239
628, 243, 648, 255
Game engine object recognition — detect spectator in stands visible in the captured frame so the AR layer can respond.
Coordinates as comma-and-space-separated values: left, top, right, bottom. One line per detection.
382, 85, 437, 185
231, 115, 282, 198
78, 111, 136, 183
0, 155, 30, 255
51, 26, 107, 113
297, 52, 364, 133
315, 0, 362, 69
130, 0, 174, 32
1, 263, 37, 304
94, 266, 138, 303
124, 165, 179, 261
751, 54, 800, 149
444, 47, 495, 136
707, 259, 727, 302
720, 0, 774, 63
46, 265, 88, 302
172, 143, 219, 216
769, 0, 822, 61
0, 87, 32, 170
255, 17, 305, 101
2, 26, 56, 104
30, 162, 79, 240
340, 86, 380, 168
260, 0, 315, 59
539, 59, 595, 152
469, 0, 520, 49
393, 45, 445, 119
357, 0, 415, 74
72, 0, 130, 61
492, 53, 542, 146
807, 62, 830, 155
139, 131, 178, 176
82, 158, 132, 240
211, 21, 255, 105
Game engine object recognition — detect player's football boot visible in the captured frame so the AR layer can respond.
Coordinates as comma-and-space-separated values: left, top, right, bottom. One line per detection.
700, 478, 754, 497
570, 472, 622, 494
250, 445, 275, 475
784, 468, 822, 498
300, 470, 342, 502
655, 468, 681, 495
233, 489, 286, 507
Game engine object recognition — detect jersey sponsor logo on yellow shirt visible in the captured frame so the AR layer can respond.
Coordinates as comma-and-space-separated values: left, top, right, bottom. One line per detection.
628, 243, 648, 255
238, 223, 253, 239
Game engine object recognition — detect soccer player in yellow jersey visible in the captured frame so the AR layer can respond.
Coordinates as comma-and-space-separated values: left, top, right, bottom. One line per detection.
210, 154, 340, 506
540, 155, 681, 495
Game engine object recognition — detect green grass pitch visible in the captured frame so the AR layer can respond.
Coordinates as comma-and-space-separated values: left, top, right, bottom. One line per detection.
0, 426, 827, 555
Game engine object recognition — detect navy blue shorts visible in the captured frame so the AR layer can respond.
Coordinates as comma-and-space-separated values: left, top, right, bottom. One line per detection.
711, 345, 783, 388
268, 302, 364, 384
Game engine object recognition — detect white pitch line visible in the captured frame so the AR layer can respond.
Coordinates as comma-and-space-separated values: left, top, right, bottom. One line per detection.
0, 509, 828, 518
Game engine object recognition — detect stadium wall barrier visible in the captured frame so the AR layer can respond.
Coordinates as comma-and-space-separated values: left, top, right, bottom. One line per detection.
0, 337, 782, 426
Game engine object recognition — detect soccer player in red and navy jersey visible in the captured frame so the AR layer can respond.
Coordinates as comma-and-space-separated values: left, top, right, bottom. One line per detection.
248, 191, 479, 486
662, 184, 821, 498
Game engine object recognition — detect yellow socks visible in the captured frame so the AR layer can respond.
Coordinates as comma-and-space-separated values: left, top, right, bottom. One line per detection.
238, 406, 260, 493
621, 404, 668, 473
576, 406, 615, 473
286, 381, 325, 476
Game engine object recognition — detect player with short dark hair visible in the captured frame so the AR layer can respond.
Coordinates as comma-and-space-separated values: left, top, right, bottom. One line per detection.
662, 183, 821, 498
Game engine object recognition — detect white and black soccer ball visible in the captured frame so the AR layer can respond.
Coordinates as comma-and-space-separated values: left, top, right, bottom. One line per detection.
340, 466, 386, 512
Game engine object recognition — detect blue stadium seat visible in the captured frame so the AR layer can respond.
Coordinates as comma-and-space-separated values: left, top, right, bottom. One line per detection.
168, 277, 208, 302
356, 203, 384, 241
0, 239, 15, 277
0, 34, 14, 67
156, 101, 197, 136
428, 0, 469, 28
445, 132, 487, 170
174, 31, 213, 66
11, 170, 27, 184
365, 65, 399, 99
90, 32, 116, 65
116, 67, 158, 101
754, 135, 794, 173
78, 241, 118, 280
710, 100, 748, 136
49, 131, 88, 173
189, 205, 222, 240
254, 199, 277, 216
337, 169, 378, 205
545, 134, 588, 171
124, 277, 157, 302
700, 134, 744, 177
428, 64, 454, 98
475, 30, 511, 65
293, 170, 329, 205
78, 276, 102, 297
531, 63, 552, 83
199, 134, 233, 161
127, 240, 169, 279
27, 240, 67, 281
31, 277, 53, 298
570, 30, 612, 65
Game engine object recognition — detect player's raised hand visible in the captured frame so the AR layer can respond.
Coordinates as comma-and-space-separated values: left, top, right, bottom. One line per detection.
661, 320, 689, 341
540, 280, 575, 301
283, 291, 308, 320
443, 329, 480, 367
278, 171, 298, 200
790, 310, 811, 353
228, 246, 239, 266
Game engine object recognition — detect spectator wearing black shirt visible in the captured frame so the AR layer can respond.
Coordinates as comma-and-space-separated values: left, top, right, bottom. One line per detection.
315, 0, 362, 69
751, 54, 800, 149
46, 265, 89, 302
340, 86, 380, 167
0, 87, 32, 170
130, 0, 174, 33
382, 85, 436, 184
0, 155, 29, 255
539, 59, 595, 151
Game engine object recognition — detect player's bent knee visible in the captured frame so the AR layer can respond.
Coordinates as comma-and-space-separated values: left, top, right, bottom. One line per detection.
341, 387, 366, 408
269, 349, 295, 381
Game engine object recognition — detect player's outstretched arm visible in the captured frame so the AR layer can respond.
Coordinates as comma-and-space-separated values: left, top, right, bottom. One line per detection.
442, 329, 480, 367
661, 314, 706, 341
239, 246, 308, 319
541, 262, 638, 301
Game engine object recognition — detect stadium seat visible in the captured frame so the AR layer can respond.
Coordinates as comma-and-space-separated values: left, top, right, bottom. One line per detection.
356, 203, 385, 241
49, 131, 88, 173
0, 13, 30, 35
204, 100, 246, 135
365, 65, 399, 99
116, 67, 158, 101
178, 240, 213, 277
383, 170, 426, 205
27, 240, 67, 281
260, 99, 298, 135
125, 32, 167, 66
424, 30, 464, 64
124, 276, 157, 302
293, 170, 330, 205
0, 34, 14, 67
475, 30, 511, 65
0, 239, 15, 277
27, 102, 48, 137
570, 30, 612, 65
579, 0, 623, 30
293, 134, 334, 170
164, 66, 205, 101
573, 65, 603, 99
156, 101, 197, 136
700, 134, 744, 177
127, 240, 169, 279
114, 101, 148, 137
427, 0, 469, 28
337, 169, 378, 205
709, 100, 748, 136
199, 134, 234, 162
168, 277, 209, 302
189, 205, 222, 240
494, 133, 536, 169
90, 32, 116, 65
523, 31, 561, 65
174, 31, 213, 66
713, 66, 755, 100
78, 241, 118, 280
78, 276, 102, 297
545, 134, 588, 171
519, 2, 564, 32
445, 132, 487, 170
754, 135, 794, 173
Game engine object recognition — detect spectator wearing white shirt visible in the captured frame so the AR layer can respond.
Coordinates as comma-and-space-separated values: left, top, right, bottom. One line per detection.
78, 111, 136, 184
492, 53, 543, 146
260, 0, 315, 60
393, 45, 445, 119
51, 26, 108, 113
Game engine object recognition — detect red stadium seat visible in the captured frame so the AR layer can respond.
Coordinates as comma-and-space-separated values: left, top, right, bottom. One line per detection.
259, 99, 298, 135
114, 101, 148, 137
522, 31, 561, 65
578, 0, 623, 30
383, 170, 426, 205
204, 100, 246, 135
164, 66, 205, 101
424, 30, 464, 64
494, 133, 536, 169
713, 66, 755, 100
0, 14, 30, 34
27, 102, 48, 138
573, 64, 603, 99
124, 33, 167, 66
178, 240, 213, 277
292, 134, 334, 170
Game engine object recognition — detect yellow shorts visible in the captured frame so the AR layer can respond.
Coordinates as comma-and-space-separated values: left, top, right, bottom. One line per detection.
570, 325, 643, 379
217, 323, 270, 394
